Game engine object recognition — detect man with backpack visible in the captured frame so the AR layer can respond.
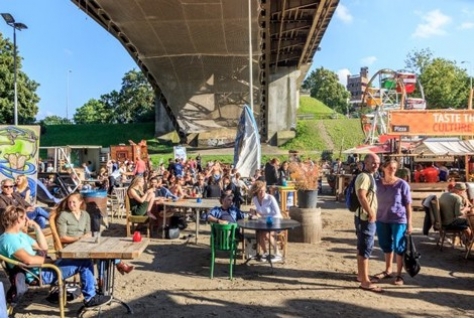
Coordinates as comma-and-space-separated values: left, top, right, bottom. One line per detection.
355, 153, 382, 293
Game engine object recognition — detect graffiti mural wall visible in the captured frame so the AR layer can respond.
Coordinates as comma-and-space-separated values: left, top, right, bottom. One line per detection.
0, 125, 40, 198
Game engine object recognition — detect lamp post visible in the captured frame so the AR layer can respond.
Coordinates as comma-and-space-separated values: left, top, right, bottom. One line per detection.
462, 60, 473, 109
66, 70, 72, 119
1, 13, 27, 126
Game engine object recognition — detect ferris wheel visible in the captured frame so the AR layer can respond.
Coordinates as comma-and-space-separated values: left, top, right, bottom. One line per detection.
360, 69, 426, 145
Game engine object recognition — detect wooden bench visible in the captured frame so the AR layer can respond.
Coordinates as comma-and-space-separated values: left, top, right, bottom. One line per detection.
410, 182, 448, 211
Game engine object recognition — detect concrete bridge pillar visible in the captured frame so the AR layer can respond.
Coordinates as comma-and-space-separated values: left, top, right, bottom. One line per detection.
154, 96, 175, 137
266, 67, 300, 145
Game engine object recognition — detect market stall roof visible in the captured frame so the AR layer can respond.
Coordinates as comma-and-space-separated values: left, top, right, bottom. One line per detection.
342, 144, 391, 154
415, 138, 474, 156
342, 141, 412, 155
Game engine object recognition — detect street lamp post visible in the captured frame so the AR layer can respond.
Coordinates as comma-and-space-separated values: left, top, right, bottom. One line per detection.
66, 70, 72, 119
1, 13, 27, 126
462, 60, 473, 109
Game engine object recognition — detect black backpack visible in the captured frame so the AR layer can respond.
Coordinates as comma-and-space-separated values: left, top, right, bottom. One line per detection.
344, 172, 374, 212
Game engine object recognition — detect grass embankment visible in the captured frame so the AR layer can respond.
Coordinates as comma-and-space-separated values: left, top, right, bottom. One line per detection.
39, 97, 365, 163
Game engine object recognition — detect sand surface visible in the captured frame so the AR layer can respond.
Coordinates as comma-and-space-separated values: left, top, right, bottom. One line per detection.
6, 190, 474, 318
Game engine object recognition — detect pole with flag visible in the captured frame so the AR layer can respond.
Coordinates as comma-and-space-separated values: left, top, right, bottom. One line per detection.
233, 105, 260, 177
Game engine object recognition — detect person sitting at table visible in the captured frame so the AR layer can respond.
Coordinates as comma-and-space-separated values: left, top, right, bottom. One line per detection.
0, 205, 112, 308
205, 175, 222, 198
192, 174, 207, 198
0, 179, 50, 229
207, 192, 246, 240
439, 182, 473, 244
169, 180, 186, 200
127, 176, 157, 220
250, 180, 282, 262
56, 193, 134, 277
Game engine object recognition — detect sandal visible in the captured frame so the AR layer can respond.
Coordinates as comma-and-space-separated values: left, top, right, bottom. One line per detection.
373, 271, 393, 280
394, 275, 404, 286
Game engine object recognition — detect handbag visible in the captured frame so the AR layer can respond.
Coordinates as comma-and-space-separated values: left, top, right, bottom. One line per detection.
404, 234, 421, 277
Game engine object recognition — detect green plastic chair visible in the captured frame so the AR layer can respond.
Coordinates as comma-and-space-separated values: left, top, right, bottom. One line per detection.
210, 223, 237, 279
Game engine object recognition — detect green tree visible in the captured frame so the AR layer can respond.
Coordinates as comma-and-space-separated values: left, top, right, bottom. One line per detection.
114, 69, 154, 123
40, 115, 72, 125
419, 58, 469, 109
404, 48, 434, 75
73, 99, 108, 124
302, 67, 350, 113
0, 33, 40, 124
73, 69, 155, 124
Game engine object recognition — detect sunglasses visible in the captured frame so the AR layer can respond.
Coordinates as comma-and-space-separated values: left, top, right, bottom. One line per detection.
3, 185, 14, 189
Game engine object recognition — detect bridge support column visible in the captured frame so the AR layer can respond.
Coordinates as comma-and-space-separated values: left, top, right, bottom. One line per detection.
154, 96, 175, 137
266, 67, 300, 146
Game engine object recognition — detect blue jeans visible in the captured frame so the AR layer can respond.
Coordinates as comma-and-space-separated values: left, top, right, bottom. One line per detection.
41, 258, 96, 302
27, 207, 50, 229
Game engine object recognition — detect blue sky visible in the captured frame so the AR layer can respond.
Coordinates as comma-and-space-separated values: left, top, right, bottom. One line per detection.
1, 0, 473, 120
314, 0, 474, 85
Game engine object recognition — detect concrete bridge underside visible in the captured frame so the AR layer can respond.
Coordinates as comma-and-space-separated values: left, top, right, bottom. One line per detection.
71, 0, 339, 145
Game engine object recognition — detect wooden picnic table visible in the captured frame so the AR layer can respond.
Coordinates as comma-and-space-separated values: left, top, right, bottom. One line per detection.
60, 236, 149, 315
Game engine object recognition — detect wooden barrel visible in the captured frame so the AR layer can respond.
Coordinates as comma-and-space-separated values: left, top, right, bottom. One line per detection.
288, 207, 321, 244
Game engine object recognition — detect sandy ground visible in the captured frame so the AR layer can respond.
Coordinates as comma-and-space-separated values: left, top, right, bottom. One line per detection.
5, 186, 474, 318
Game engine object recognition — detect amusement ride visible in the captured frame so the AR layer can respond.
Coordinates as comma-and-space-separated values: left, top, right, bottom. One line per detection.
359, 68, 426, 145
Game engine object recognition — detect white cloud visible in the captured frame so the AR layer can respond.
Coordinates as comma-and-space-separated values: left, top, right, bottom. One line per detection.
337, 68, 351, 86
412, 9, 451, 38
335, 4, 353, 24
459, 22, 474, 30
360, 56, 377, 66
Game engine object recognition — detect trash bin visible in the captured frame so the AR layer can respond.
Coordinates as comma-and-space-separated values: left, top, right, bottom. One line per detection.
81, 190, 108, 232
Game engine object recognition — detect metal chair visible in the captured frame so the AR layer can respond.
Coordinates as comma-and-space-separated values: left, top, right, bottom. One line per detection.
109, 187, 128, 221
0, 254, 65, 317
465, 214, 474, 259
125, 194, 151, 238
210, 223, 237, 279
431, 196, 464, 250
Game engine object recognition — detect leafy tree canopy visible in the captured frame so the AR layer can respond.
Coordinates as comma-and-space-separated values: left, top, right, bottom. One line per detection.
405, 48, 469, 109
302, 67, 350, 114
0, 33, 40, 124
73, 69, 154, 124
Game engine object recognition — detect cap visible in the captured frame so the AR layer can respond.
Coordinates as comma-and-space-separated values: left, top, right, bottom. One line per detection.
454, 182, 467, 191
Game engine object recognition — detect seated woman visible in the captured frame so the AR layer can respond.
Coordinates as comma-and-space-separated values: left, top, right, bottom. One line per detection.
250, 180, 282, 262
56, 192, 134, 277
127, 176, 156, 220
15, 174, 31, 203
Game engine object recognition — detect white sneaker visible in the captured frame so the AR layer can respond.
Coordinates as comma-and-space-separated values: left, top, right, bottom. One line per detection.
270, 255, 283, 263
260, 253, 269, 261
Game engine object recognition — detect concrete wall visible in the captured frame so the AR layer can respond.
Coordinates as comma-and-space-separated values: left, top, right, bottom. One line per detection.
267, 67, 300, 143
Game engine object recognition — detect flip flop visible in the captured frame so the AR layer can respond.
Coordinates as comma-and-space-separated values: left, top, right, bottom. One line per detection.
354, 276, 380, 283
373, 271, 393, 280
359, 285, 384, 293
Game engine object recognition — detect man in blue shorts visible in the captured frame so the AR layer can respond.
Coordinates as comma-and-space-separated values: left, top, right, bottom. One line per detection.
355, 153, 382, 293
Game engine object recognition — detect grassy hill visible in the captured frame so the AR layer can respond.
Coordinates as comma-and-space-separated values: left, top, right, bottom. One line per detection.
39, 97, 365, 162
40, 123, 172, 153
